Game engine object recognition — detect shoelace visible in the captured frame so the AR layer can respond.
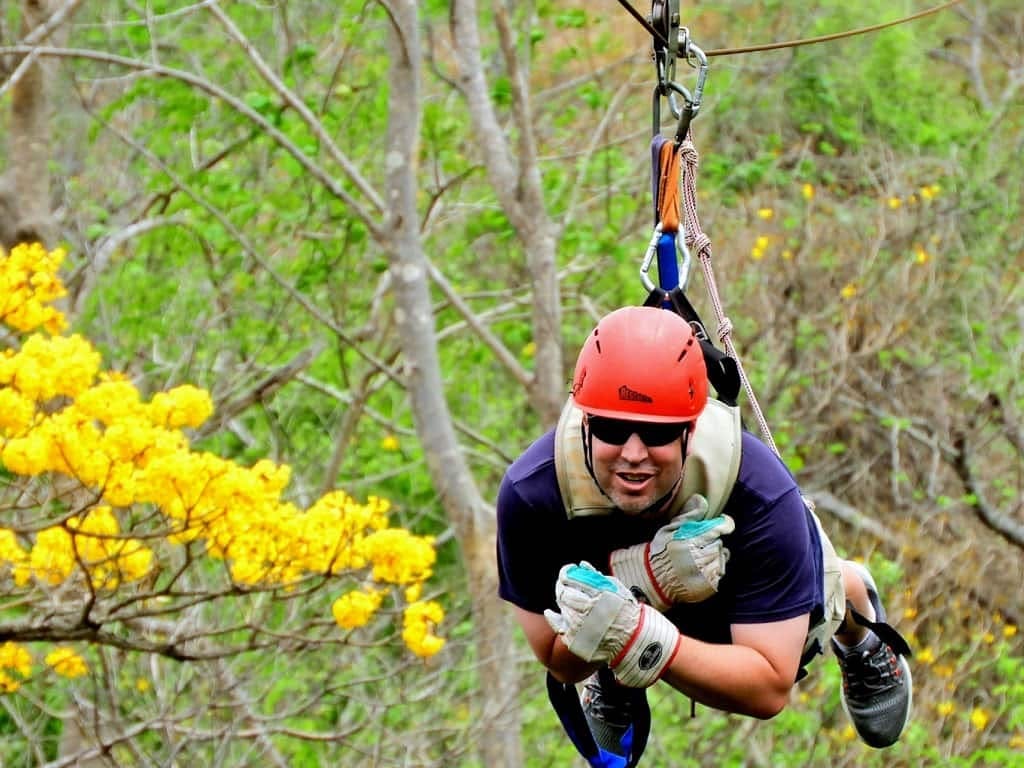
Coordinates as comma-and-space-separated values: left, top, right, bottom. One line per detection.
842, 644, 902, 697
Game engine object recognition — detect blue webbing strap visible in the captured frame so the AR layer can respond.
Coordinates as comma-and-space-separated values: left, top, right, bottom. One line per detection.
546, 671, 651, 768
650, 135, 680, 301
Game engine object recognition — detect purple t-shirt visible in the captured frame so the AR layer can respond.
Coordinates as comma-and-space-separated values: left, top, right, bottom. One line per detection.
496, 429, 824, 646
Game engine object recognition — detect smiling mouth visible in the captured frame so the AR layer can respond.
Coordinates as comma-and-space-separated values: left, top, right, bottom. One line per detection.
616, 472, 653, 485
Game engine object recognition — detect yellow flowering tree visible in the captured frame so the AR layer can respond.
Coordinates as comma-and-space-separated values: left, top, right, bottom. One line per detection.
0, 244, 445, 685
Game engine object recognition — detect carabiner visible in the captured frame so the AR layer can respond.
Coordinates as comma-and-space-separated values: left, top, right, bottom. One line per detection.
653, 79, 692, 135
639, 225, 693, 293
680, 33, 708, 121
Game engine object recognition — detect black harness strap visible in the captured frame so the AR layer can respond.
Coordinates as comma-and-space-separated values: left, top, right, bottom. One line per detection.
643, 286, 741, 407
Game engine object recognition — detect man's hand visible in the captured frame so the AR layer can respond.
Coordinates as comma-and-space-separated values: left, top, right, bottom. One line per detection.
544, 562, 680, 687
609, 494, 735, 610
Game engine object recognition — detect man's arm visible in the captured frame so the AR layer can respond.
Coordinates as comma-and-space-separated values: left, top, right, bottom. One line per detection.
515, 606, 599, 684
661, 614, 809, 719
516, 604, 809, 719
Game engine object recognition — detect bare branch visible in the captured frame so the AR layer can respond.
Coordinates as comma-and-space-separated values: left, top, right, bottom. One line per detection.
951, 429, 1024, 548
206, 3, 386, 214
193, 342, 326, 440
426, 258, 531, 388
0, 45, 381, 232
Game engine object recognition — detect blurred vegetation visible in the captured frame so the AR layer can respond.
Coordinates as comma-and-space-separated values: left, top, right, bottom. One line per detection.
0, 0, 1021, 764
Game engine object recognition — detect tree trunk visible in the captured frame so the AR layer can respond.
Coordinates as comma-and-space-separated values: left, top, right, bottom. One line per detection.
2, 0, 65, 248
383, 4, 523, 766
449, 0, 564, 426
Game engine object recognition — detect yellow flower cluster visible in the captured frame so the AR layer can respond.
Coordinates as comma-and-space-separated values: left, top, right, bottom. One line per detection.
0, 244, 445, 659
45, 647, 88, 678
0, 642, 32, 692
0, 243, 67, 335
332, 588, 384, 629
402, 600, 446, 658
22, 506, 153, 590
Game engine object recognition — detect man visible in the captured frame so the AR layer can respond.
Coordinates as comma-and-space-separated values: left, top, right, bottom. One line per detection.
496, 306, 912, 767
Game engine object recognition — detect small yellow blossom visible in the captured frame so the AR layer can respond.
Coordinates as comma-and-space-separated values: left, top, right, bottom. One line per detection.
1009, 734, 1024, 750
915, 647, 935, 665
801, 183, 814, 200
1004, 624, 1018, 638
970, 707, 989, 731
887, 196, 902, 209
521, 341, 537, 358
381, 434, 400, 452
0, 672, 22, 693
757, 208, 773, 220
402, 600, 446, 658
45, 647, 88, 678
839, 724, 856, 742
751, 235, 770, 261
0, 642, 32, 680
907, 194, 918, 205
920, 184, 941, 200
840, 282, 858, 300
903, 606, 918, 619
148, 385, 213, 429
331, 588, 384, 630
781, 249, 794, 260
358, 528, 436, 585
933, 664, 955, 678
983, 632, 995, 644
405, 583, 423, 603
913, 244, 930, 264
936, 701, 955, 717
136, 677, 150, 692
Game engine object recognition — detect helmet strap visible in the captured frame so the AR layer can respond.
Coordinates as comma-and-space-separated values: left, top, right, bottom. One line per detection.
581, 418, 613, 502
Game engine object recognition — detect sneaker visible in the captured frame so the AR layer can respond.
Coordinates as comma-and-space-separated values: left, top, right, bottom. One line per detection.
581, 668, 636, 758
833, 562, 913, 748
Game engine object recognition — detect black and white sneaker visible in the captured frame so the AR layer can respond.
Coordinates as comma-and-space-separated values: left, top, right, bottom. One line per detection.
833, 561, 913, 748
581, 668, 636, 758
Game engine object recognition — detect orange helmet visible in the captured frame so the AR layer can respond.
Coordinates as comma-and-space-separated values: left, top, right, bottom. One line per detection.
571, 306, 708, 422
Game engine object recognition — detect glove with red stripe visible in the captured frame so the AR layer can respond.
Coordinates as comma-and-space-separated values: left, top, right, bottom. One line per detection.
609, 494, 735, 610
544, 561, 680, 688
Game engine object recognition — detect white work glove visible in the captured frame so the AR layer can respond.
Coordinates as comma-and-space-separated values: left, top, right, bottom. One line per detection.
609, 494, 735, 610
544, 562, 680, 688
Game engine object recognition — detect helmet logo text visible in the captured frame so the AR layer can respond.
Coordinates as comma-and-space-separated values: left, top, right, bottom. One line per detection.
618, 385, 653, 403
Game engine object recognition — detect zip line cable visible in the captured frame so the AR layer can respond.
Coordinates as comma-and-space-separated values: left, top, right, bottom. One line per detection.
615, 0, 963, 57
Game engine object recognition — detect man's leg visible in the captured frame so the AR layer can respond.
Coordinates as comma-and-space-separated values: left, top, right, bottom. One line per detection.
832, 560, 913, 748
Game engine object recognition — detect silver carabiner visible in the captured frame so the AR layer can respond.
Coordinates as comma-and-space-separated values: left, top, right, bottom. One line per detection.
639, 225, 663, 293
679, 32, 708, 121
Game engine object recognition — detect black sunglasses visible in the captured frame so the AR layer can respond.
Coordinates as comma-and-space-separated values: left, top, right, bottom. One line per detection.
586, 416, 690, 447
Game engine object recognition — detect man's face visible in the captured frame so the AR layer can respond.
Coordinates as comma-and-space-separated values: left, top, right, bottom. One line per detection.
586, 415, 687, 515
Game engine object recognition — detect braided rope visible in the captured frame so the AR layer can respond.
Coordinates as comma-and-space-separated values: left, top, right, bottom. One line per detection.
677, 138, 781, 458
